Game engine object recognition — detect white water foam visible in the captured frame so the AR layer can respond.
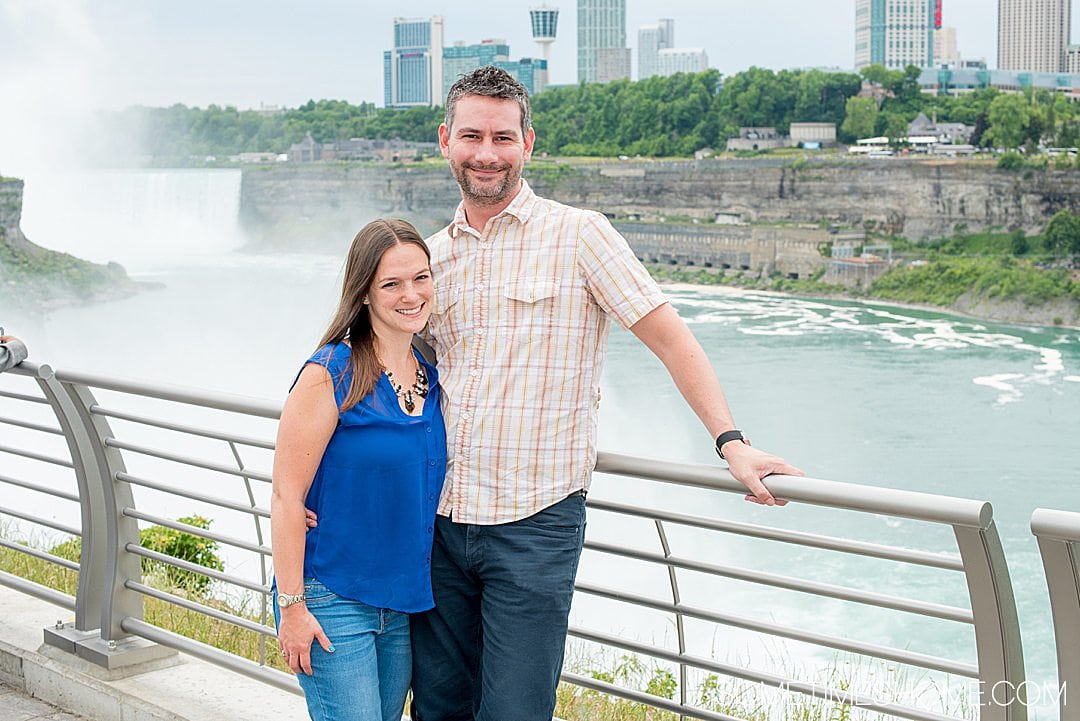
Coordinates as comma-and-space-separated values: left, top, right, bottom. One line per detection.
667, 288, 1077, 406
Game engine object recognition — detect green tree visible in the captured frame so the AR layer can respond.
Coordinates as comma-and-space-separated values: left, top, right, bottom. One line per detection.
1044, 210, 1080, 257
983, 94, 1030, 149
840, 96, 878, 141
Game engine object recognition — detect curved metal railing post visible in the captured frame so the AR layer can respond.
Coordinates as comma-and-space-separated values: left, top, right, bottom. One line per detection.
655, 519, 688, 718
28, 363, 106, 637
1030, 508, 1080, 721
953, 518, 1026, 721
59, 382, 146, 642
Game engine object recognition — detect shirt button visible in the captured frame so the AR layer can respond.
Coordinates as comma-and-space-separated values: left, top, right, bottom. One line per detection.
429, 460, 436, 466
426, 427, 432, 433
462, 412, 472, 421
479, 241, 490, 249
428, 494, 435, 500
476, 283, 485, 292
470, 369, 480, 377
427, 526, 433, 533
475, 327, 484, 336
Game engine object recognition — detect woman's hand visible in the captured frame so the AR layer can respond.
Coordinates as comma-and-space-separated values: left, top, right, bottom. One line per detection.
277, 605, 334, 675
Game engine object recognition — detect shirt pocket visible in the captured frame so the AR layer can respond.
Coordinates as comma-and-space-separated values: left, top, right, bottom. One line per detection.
501, 278, 561, 336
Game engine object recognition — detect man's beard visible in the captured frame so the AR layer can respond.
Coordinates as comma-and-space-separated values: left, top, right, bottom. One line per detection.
450, 159, 521, 206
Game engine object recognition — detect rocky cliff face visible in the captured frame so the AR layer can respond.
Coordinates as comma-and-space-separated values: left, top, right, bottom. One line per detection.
0, 178, 137, 312
238, 158, 1080, 247
239, 164, 461, 249
530, 158, 1080, 240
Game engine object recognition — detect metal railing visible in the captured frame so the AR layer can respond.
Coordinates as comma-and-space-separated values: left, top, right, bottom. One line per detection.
0, 360, 1045, 720
1031, 508, 1080, 721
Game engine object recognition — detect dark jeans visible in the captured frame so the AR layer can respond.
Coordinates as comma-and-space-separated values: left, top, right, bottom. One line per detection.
410, 492, 587, 721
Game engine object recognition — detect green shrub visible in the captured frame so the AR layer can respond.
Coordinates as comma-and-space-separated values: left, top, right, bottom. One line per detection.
140, 515, 224, 595
997, 152, 1024, 170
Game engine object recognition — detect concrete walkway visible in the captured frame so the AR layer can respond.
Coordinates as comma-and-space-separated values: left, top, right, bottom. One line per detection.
0, 584, 308, 721
0, 682, 88, 721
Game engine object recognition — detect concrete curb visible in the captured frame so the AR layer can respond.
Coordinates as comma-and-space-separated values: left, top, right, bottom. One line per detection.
0, 585, 308, 721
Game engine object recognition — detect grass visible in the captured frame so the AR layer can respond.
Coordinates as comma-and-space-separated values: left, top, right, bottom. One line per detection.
0, 526, 289, 673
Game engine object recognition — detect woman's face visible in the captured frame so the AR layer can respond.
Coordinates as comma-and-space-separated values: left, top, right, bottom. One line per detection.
366, 243, 433, 341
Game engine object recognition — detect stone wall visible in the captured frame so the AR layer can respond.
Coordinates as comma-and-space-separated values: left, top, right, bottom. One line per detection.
615, 222, 829, 278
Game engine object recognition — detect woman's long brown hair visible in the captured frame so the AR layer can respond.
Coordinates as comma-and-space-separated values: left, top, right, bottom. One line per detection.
317, 218, 430, 411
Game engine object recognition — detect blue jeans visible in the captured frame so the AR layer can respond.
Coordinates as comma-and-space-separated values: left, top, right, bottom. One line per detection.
274, 578, 411, 721
410, 492, 587, 721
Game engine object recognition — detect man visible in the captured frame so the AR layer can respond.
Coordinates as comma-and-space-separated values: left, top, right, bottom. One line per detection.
0, 329, 28, 372
411, 66, 803, 721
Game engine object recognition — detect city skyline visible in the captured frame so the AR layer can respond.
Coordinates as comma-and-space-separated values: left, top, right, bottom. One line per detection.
0, 0, 1068, 115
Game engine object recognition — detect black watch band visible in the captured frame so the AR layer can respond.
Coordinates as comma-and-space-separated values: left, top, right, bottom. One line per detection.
715, 430, 750, 460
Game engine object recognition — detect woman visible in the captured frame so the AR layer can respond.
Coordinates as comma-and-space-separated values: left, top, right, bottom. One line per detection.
270, 219, 445, 721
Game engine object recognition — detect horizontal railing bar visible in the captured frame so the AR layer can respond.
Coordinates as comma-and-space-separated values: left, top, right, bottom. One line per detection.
595, 452, 992, 529
1031, 508, 1080, 542
587, 498, 965, 570
53, 369, 282, 419
575, 582, 979, 677
0, 415, 63, 435
0, 505, 81, 537
584, 540, 974, 623
120, 618, 301, 696
91, 405, 276, 450
0, 538, 81, 571
122, 508, 271, 557
0, 474, 80, 503
0, 569, 77, 611
105, 438, 272, 483
116, 472, 271, 519
0, 387, 49, 405
126, 581, 276, 637
568, 627, 964, 721
0, 444, 73, 469
561, 670, 739, 721
125, 544, 270, 595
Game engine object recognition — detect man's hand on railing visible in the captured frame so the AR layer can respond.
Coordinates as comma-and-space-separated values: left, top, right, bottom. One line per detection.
722, 442, 803, 507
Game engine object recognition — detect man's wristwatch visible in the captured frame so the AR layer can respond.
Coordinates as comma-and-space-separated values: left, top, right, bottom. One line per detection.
715, 430, 751, 460
277, 591, 306, 609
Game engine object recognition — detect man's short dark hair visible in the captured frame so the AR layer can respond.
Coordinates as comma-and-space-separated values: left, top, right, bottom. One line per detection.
444, 66, 531, 138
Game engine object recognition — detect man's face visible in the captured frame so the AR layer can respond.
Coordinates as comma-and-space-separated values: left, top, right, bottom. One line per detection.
439, 95, 534, 207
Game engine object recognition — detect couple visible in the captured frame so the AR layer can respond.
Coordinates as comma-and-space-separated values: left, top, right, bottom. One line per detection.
270, 66, 802, 721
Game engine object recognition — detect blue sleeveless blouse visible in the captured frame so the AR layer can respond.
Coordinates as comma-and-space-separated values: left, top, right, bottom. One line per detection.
295, 341, 446, 613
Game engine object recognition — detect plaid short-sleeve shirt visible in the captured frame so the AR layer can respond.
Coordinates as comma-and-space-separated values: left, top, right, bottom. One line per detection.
424, 180, 667, 525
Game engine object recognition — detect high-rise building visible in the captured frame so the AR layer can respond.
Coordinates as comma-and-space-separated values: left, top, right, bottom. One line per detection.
934, 26, 959, 66
657, 47, 708, 76
496, 58, 550, 96
854, 0, 936, 70
1069, 44, 1080, 74
578, 0, 629, 83
638, 18, 674, 79
997, 0, 1071, 73
384, 16, 445, 108
443, 40, 511, 100
529, 6, 559, 92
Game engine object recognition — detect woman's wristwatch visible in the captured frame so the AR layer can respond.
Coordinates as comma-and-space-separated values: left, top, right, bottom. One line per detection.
277, 591, 306, 609
715, 430, 751, 460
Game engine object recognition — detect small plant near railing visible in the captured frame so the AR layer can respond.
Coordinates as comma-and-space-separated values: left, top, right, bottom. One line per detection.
138, 515, 224, 595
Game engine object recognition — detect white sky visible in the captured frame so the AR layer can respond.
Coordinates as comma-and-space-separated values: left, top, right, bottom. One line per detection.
0, 0, 1051, 113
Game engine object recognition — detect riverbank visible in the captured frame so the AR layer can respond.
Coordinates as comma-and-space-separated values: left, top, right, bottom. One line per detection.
654, 276, 1080, 331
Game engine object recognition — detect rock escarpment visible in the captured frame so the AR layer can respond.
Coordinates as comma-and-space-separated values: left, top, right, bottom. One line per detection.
0, 178, 137, 312
238, 158, 1080, 249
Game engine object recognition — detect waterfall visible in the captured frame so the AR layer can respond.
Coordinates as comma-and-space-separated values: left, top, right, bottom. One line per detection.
20, 169, 245, 270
